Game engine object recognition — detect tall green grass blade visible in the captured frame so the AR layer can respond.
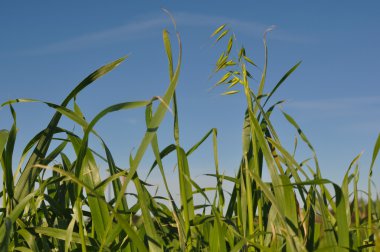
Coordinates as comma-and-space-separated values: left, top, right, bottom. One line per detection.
1, 20, 379, 252
17, 229, 39, 252
12, 56, 127, 202
0, 129, 9, 209
186, 129, 214, 156
34, 227, 93, 246
353, 165, 361, 247
74, 198, 87, 252
177, 146, 195, 247
69, 135, 110, 242
2, 106, 17, 200
65, 217, 76, 252
332, 184, 349, 250
5, 191, 37, 223
211, 215, 228, 252
113, 28, 182, 229
369, 133, 380, 177
262, 61, 302, 108
163, 29, 174, 79
13, 127, 68, 181
134, 175, 162, 251
100, 141, 129, 211
0, 217, 12, 252
279, 175, 299, 236
113, 213, 148, 252
305, 186, 316, 251
0, 191, 38, 248
145, 101, 186, 249
33, 163, 147, 251
368, 133, 380, 238
342, 153, 362, 229
65, 101, 148, 243
0, 130, 9, 159
254, 32, 269, 116
281, 111, 316, 163
212, 129, 224, 212
250, 173, 306, 251
147, 144, 176, 177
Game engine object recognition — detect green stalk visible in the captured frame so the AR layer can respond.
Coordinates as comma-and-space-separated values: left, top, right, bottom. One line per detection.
75, 199, 87, 252
241, 63, 256, 249
133, 176, 162, 251
212, 129, 224, 213
368, 134, 380, 242
244, 155, 255, 250
353, 166, 360, 246
111, 29, 182, 249
257, 190, 264, 247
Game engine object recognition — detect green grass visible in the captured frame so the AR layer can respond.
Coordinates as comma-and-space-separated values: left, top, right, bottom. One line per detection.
0, 22, 379, 251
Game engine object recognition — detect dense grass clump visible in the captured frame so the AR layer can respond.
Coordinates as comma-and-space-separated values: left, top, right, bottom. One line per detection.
0, 22, 379, 251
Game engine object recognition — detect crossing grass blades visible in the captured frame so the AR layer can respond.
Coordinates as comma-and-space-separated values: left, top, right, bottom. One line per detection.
0, 20, 379, 251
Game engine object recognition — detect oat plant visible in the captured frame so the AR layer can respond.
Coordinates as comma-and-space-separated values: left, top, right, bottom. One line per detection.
0, 20, 379, 251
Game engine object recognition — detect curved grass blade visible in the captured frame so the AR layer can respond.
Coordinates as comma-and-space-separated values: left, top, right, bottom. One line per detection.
0, 130, 9, 158
32, 164, 147, 251
250, 172, 306, 252
65, 217, 76, 252
34, 227, 92, 246
177, 146, 195, 248
133, 177, 162, 251
0, 129, 9, 208
146, 144, 176, 178
2, 106, 17, 200
68, 135, 109, 242
145, 102, 186, 250
342, 153, 362, 227
59, 101, 149, 242
13, 127, 69, 181
0, 190, 38, 248
282, 111, 320, 174
17, 229, 39, 252
262, 61, 302, 108
12, 56, 127, 202
0, 217, 12, 252
113, 28, 182, 230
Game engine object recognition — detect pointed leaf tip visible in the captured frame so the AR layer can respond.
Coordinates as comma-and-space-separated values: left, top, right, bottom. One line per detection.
211, 24, 226, 38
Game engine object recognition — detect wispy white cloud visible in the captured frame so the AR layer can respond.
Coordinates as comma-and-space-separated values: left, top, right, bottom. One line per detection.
27, 17, 170, 55
25, 12, 314, 55
126, 117, 138, 125
344, 120, 380, 133
174, 12, 315, 43
175, 12, 267, 33
284, 96, 380, 133
285, 96, 380, 111
284, 96, 380, 140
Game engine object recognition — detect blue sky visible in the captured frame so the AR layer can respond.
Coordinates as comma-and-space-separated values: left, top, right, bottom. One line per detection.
1, 1, 379, 194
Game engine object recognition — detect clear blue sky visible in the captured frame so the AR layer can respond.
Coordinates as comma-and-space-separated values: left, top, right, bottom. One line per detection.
1, 1, 379, 193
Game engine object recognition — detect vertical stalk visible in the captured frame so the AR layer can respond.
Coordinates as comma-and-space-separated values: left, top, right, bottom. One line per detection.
257, 187, 264, 246
244, 155, 255, 243
367, 178, 372, 248
353, 166, 360, 246
2, 170, 6, 214
241, 63, 256, 250
75, 199, 87, 252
